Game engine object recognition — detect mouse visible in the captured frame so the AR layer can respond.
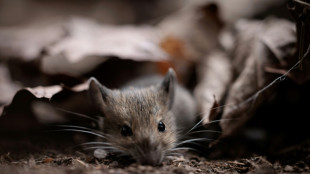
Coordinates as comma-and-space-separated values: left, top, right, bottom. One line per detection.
88, 68, 197, 166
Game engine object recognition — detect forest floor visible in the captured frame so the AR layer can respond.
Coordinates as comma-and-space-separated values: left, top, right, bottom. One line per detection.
1, 133, 310, 174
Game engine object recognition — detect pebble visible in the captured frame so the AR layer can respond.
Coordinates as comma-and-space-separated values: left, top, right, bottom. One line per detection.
94, 149, 107, 159
284, 165, 294, 172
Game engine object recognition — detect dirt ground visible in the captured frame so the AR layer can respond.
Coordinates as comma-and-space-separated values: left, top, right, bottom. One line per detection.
1, 132, 310, 174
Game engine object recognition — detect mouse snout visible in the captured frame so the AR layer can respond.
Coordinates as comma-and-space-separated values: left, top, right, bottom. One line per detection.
138, 150, 163, 166
134, 138, 164, 166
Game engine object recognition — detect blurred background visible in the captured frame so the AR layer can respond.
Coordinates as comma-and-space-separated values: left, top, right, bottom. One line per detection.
1, 0, 310, 166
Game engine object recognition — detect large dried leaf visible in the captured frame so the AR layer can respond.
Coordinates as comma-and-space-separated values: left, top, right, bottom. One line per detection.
0, 81, 91, 132
220, 18, 297, 137
0, 21, 64, 61
0, 18, 168, 77
42, 18, 168, 76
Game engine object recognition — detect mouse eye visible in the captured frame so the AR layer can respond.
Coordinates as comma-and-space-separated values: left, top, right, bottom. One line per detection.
121, 125, 133, 136
158, 121, 165, 132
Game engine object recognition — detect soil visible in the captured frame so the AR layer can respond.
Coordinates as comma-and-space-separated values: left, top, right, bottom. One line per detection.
1, 131, 310, 174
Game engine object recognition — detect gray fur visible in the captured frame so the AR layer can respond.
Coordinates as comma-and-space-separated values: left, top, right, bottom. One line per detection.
88, 68, 197, 165
122, 71, 197, 132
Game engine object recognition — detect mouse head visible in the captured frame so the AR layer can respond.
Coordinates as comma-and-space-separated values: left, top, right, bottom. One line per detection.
88, 68, 177, 166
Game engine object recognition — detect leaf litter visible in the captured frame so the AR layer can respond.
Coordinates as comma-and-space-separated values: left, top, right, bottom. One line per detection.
1, 0, 310, 173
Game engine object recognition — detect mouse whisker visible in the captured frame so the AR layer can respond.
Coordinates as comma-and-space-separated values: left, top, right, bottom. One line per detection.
108, 148, 130, 156
175, 138, 213, 147
186, 129, 222, 135
80, 142, 112, 146
83, 146, 117, 150
55, 125, 99, 131
179, 141, 202, 147
103, 134, 113, 138
72, 141, 111, 148
193, 96, 257, 119
55, 107, 99, 122
166, 152, 182, 157
52, 129, 106, 139
54, 125, 107, 136
193, 103, 230, 118
184, 118, 236, 136
168, 147, 199, 152
165, 156, 181, 160
184, 119, 214, 136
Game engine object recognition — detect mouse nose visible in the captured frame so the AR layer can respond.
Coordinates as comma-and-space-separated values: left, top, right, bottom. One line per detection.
138, 150, 162, 166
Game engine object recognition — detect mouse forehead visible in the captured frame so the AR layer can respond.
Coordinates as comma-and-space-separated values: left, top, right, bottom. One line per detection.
106, 88, 164, 121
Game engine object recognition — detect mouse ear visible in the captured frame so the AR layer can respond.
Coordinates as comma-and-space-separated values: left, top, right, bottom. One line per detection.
88, 77, 111, 115
159, 68, 176, 110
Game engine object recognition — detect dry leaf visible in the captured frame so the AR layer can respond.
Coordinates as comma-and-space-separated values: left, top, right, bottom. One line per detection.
42, 18, 168, 76
0, 64, 22, 105
215, 0, 287, 24
25, 85, 62, 99
220, 18, 296, 137
194, 51, 232, 124
158, 2, 223, 84
0, 21, 64, 61
0, 89, 50, 132
160, 36, 188, 60
43, 158, 54, 163
261, 17, 310, 85
0, 80, 90, 132
0, 17, 169, 78
158, 2, 222, 58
